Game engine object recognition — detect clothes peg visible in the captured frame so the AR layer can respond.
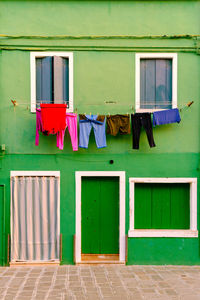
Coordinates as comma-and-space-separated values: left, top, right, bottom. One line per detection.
11, 99, 18, 107
187, 101, 194, 107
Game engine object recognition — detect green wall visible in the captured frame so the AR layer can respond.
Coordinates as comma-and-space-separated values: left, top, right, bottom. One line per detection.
0, 0, 199, 265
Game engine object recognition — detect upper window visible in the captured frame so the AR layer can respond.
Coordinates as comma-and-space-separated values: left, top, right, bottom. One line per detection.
135, 53, 177, 112
30, 52, 73, 112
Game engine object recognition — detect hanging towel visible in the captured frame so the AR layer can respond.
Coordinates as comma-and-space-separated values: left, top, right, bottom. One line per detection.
153, 108, 181, 126
41, 104, 67, 134
106, 114, 131, 136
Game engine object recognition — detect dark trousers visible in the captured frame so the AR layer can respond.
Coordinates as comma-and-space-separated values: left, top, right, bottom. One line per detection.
131, 113, 156, 149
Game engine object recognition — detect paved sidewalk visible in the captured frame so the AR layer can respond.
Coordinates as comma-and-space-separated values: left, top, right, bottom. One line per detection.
0, 265, 199, 300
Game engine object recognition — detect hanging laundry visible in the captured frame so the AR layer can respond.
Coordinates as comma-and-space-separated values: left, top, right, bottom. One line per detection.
35, 109, 50, 144
131, 113, 156, 149
153, 108, 181, 126
57, 113, 78, 151
106, 114, 131, 136
79, 114, 107, 148
41, 104, 67, 134
35, 109, 78, 151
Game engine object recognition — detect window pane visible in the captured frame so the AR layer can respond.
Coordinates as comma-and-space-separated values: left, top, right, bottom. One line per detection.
36, 57, 53, 103
134, 183, 190, 230
140, 59, 172, 109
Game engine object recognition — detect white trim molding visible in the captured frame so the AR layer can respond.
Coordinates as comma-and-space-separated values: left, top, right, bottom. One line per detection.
75, 171, 126, 264
135, 53, 177, 113
10, 171, 60, 177
129, 177, 198, 238
30, 52, 73, 113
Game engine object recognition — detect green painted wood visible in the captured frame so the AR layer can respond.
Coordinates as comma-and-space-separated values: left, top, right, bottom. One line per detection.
81, 177, 119, 254
135, 184, 152, 229
170, 183, 190, 229
81, 177, 100, 254
152, 184, 171, 229
134, 183, 190, 230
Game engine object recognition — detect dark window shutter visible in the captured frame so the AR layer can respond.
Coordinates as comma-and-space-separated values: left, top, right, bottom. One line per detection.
53, 56, 69, 105
36, 57, 53, 103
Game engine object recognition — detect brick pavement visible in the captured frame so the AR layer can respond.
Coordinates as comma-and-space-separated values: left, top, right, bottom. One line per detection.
0, 265, 199, 300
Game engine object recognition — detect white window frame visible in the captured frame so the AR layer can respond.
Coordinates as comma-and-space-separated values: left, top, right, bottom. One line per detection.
135, 53, 177, 113
129, 177, 198, 238
30, 52, 73, 113
75, 171, 126, 264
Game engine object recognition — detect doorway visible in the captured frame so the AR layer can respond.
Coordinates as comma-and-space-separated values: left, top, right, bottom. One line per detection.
75, 171, 125, 264
10, 171, 60, 265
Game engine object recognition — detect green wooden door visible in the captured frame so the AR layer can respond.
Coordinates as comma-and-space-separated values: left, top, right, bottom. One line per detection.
81, 177, 119, 254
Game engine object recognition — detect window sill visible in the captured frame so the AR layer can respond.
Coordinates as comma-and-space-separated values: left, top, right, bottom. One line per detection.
135, 108, 176, 113
128, 229, 198, 238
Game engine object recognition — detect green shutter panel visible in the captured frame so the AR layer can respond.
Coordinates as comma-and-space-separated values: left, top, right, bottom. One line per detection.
134, 183, 190, 230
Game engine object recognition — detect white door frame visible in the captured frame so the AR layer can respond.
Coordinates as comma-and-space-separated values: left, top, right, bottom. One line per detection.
75, 171, 126, 263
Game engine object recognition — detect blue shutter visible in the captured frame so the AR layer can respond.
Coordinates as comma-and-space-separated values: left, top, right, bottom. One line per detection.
155, 59, 172, 109
140, 59, 172, 109
36, 57, 53, 104
63, 57, 69, 105
36, 58, 42, 102
140, 59, 156, 109
53, 57, 69, 106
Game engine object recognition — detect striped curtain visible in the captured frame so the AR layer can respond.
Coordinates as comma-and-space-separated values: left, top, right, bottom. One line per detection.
11, 176, 60, 262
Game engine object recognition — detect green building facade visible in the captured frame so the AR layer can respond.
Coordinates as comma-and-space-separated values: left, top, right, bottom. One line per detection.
0, 0, 199, 265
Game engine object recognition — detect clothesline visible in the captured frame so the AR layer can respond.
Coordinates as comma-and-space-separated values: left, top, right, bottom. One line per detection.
10, 99, 194, 112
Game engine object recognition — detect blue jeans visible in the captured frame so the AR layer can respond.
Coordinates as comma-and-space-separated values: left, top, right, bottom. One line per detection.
79, 115, 107, 148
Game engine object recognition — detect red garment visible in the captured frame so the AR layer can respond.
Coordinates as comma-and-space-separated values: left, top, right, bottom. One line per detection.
41, 104, 67, 134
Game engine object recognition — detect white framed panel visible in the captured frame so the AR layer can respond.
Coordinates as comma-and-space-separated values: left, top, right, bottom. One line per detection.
135, 53, 177, 113
129, 177, 198, 238
10, 170, 61, 263
30, 52, 73, 113
75, 171, 126, 263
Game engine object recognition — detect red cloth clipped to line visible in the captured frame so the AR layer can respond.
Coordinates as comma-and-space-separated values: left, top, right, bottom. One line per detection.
41, 104, 67, 134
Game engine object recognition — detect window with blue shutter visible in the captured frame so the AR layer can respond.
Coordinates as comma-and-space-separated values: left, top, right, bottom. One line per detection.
140, 59, 172, 109
135, 53, 177, 112
36, 56, 69, 106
